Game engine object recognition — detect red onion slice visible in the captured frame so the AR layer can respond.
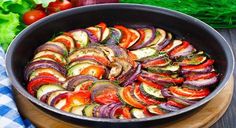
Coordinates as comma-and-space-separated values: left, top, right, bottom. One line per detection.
161, 88, 173, 98
130, 27, 156, 50
35, 43, 66, 56
183, 76, 218, 87
171, 45, 195, 58
122, 63, 141, 86
64, 75, 97, 90
181, 66, 212, 74
24, 60, 66, 81
159, 103, 180, 112
109, 103, 123, 118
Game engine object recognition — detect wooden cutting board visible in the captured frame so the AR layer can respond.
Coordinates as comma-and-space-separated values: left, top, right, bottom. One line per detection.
14, 76, 234, 128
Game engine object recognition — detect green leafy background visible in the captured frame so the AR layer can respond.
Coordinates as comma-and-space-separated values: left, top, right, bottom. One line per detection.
0, 0, 55, 51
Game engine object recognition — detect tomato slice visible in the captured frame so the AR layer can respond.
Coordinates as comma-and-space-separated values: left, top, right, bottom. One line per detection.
80, 65, 105, 79
169, 41, 189, 56
134, 82, 161, 105
53, 36, 72, 50
137, 75, 163, 89
161, 41, 174, 52
94, 88, 120, 104
127, 50, 138, 60
129, 29, 145, 49
151, 106, 166, 115
142, 58, 169, 68
167, 100, 185, 108
61, 90, 91, 112
182, 59, 214, 70
121, 107, 132, 119
169, 86, 210, 97
27, 76, 60, 96
114, 25, 131, 48
96, 22, 107, 32
186, 72, 217, 81
143, 107, 154, 117
123, 86, 145, 108
39, 54, 65, 66
77, 81, 94, 91
36, 72, 55, 78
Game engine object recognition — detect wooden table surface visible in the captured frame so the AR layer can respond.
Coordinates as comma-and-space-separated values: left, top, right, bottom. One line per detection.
212, 29, 236, 128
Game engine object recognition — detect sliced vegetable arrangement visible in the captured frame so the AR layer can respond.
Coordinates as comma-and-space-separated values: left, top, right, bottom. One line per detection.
24, 22, 219, 119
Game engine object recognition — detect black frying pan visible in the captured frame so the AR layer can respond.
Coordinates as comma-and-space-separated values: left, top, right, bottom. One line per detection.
6, 3, 234, 128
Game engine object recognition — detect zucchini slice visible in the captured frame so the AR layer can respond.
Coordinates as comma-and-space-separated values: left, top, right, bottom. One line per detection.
67, 48, 105, 63
101, 27, 111, 42
68, 60, 100, 69
29, 68, 66, 82
148, 63, 180, 74
36, 84, 64, 100
140, 82, 164, 100
147, 105, 166, 115
70, 30, 89, 48
54, 99, 67, 109
70, 105, 87, 116
67, 62, 96, 77
130, 47, 157, 60
82, 104, 99, 117
130, 108, 146, 118
103, 27, 122, 45
148, 28, 166, 47
34, 51, 67, 66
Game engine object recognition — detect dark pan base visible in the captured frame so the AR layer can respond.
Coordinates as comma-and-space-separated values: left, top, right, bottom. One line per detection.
6, 3, 234, 128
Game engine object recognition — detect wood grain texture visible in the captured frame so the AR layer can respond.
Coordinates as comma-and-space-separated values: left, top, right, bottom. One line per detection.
14, 76, 234, 128
211, 29, 236, 128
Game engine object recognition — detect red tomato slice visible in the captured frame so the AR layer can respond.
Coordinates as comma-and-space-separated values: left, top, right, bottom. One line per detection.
77, 81, 94, 91
53, 36, 73, 50
143, 107, 154, 117
27, 76, 60, 96
167, 100, 185, 108
181, 59, 214, 70
169, 41, 189, 56
121, 107, 132, 119
94, 88, 120, 104
130, 29, 145, 49
36, 72, 55, 78
114, 25, 131, 48
96, 22, 107, 32
169, 86, 210, 97
151, 106, 166, 115
134, 82, 161, 105
123, 86, 145, 108
137, 75, 163, 89
186, 72, 218, 81
80, 65, 105, 79
127, 51, 138, 60
161, 41, 174, 52
61, 90, 91, 112
39, 54, 65, 66
142, 59, 169, 68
